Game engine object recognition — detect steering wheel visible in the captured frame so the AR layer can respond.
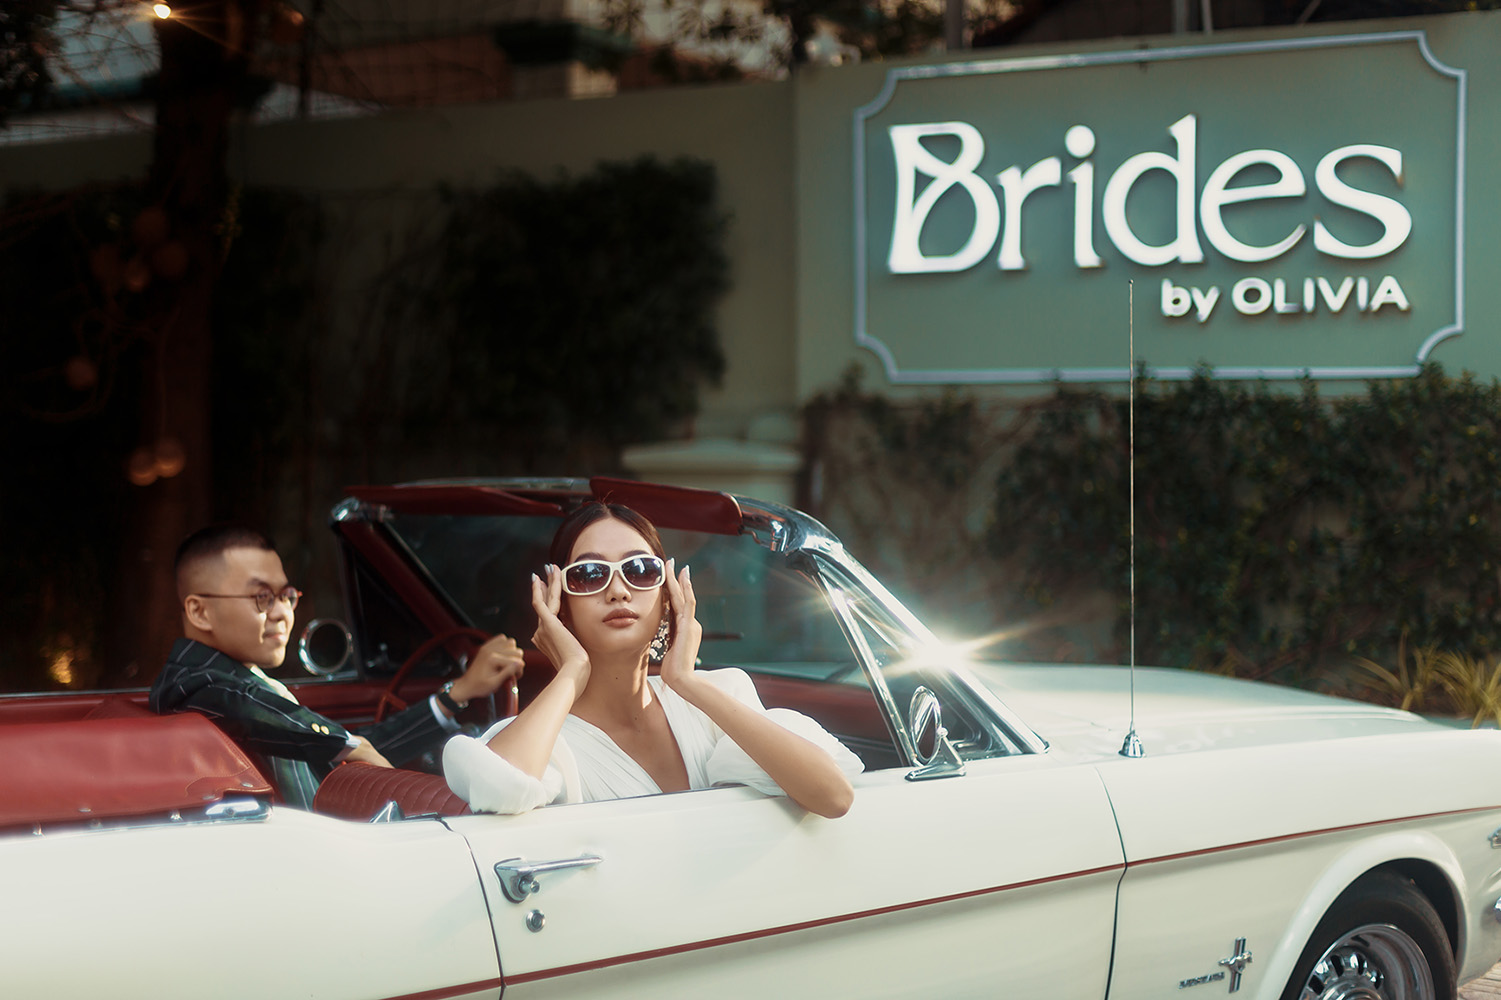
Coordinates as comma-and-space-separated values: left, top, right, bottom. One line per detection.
374, 627, 520, 725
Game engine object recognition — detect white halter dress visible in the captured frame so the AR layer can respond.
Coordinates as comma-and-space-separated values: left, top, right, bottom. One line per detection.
443, 668, 863, 814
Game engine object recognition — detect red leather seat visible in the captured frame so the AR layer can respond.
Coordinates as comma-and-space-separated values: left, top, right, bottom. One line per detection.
313, 762, 471, 821
82, 697, 154, 719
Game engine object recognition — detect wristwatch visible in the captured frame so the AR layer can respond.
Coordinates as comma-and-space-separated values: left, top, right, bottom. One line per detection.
436, 681, 469, 714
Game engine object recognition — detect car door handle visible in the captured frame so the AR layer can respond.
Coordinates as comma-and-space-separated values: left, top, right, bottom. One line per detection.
494, 854, 603, 903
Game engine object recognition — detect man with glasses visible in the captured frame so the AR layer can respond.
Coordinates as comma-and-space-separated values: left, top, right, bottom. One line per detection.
150, 524, 523, 809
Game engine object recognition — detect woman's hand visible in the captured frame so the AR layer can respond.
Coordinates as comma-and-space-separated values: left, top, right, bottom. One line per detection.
657, 559, 853, 818
531, 566, 590, 687
482, 566, 591, 781
659, 559, 704, 695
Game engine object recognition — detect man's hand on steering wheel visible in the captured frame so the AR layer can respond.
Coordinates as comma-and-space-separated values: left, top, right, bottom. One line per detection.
377, 629, 526, 723
441, 633, 526, 715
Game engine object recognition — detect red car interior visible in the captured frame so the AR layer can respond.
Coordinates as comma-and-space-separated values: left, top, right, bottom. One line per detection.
1, 712, 271, 829
3, 480, 896, 823
308, 671, 891, 822
313, 761, 470, 820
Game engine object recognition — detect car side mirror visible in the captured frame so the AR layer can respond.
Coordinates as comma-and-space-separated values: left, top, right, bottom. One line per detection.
905, 686, 966, 781
298, 618, 353, 676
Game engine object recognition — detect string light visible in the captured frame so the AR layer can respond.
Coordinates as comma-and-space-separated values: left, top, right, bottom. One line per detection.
152, 4, 172, 19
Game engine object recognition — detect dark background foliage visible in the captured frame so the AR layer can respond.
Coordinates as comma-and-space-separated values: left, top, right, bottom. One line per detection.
410, 157, 729, 470
0, 157, 729, 690
0, 187, 147, 690
991, 366, 1501, 685
807, 365, 1501, 691
0, 1, 56, 121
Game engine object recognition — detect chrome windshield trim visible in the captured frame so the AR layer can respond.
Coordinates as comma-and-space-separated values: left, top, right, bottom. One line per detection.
331, 496, 363, 522
823, 583, 919, 763
810, 547, 1050, 758
948, 671, 1050, 755
17, 796, 272, 839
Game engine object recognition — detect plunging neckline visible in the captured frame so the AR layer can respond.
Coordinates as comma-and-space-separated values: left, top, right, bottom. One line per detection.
564, 676, 690, 793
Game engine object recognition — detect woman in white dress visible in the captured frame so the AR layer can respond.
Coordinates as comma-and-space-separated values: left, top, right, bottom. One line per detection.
443, 502, 861, 816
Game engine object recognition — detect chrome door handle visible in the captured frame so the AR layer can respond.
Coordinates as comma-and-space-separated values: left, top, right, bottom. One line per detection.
495, 854, 603, 903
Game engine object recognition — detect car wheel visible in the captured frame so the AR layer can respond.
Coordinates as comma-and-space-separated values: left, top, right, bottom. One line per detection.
1282, 871, 1455, 1000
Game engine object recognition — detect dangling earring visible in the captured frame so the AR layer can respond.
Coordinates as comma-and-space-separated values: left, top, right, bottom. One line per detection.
649, 606, 672, 663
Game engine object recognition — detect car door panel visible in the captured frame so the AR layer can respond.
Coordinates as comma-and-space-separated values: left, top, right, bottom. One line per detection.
1101, 738, 1501, 999
3, 810, 502, 1000
448, 757, 1123, 998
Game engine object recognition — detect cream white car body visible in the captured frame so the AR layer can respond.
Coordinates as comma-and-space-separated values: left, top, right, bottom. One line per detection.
5, 481, 1501, 1000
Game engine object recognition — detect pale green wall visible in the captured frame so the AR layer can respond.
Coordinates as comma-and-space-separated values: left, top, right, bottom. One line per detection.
8, 9, 1501, 438
1424, 11, 1501, 380
1, 81, 798, 441
238, 82, 798, 438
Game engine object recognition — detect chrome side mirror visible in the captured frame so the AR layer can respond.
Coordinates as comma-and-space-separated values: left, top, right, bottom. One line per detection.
905, 686, 966, 781
298, 618, 353, 676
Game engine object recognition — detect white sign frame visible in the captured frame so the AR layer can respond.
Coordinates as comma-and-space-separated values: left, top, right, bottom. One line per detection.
851, 31, 1466, 383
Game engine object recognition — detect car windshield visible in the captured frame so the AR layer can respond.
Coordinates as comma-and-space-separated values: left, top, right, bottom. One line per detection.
384, 513, 863, 682
381, 511, 1016, 769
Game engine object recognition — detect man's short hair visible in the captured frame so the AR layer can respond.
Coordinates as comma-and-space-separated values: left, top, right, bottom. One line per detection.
174, 524, 276, 596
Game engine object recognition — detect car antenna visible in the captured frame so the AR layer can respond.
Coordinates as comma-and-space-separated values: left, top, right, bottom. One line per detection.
1120, 280, 1145, 759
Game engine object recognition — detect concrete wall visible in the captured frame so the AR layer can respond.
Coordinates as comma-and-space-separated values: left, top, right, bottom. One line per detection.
1, 79, 798, 445
8, 10, 1501, 436
239, 80, 797, 440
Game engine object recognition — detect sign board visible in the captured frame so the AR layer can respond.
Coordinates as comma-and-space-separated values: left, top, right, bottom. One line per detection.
853, 32, 1465, 382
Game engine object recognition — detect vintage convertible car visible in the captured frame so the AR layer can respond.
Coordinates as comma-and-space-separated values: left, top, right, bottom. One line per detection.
4, 477, 1501, 1000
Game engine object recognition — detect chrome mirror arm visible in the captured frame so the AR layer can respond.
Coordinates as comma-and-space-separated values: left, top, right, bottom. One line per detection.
905, 686, 966, 781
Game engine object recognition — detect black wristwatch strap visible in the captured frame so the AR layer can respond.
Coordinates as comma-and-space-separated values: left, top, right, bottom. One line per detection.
436, 682, 467, 714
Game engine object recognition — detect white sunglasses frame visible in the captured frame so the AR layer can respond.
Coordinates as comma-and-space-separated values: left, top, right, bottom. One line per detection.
559, 555, 667, 596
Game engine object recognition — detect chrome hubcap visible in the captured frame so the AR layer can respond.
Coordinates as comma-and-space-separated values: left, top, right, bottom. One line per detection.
1298, 923, 1434, 1000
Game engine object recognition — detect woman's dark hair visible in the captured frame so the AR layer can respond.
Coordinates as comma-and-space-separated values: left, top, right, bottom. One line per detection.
549, 502, 666, 567
547, 502, 674, 652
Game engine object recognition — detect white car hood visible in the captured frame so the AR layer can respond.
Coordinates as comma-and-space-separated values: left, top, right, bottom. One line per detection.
969, 662, 1441, 758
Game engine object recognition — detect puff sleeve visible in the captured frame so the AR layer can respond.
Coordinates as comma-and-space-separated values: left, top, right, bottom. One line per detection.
686, 668, 866, 797
443, 717, 581, 814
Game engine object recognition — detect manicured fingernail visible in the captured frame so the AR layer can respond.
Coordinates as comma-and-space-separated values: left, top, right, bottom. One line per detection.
531, 573, 539, 583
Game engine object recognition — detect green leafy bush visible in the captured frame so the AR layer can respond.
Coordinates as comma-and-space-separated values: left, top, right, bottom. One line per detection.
807, 365, 1501, 689
0, 158, 730, 689
995, 365, 1501, 685
421, 157, 728, 468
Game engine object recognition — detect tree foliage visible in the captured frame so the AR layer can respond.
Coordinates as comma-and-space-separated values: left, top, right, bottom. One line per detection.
0, 0, 57, 123
0, 158, 730, 688
418, 157, 729, 467
989, 366, 1501, 685
807, 366, 1501, 691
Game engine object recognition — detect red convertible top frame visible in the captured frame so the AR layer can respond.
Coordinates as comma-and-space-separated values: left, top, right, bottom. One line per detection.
345, 477, 745, 536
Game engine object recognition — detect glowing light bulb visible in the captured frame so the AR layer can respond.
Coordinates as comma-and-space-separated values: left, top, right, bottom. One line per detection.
153, 437, 186, 478
152, 4, 172, 19
127, 446, 158, 486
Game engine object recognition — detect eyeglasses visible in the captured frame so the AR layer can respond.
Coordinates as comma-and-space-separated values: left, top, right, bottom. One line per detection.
561, 555, 666, 596
195, 586, 302, 613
